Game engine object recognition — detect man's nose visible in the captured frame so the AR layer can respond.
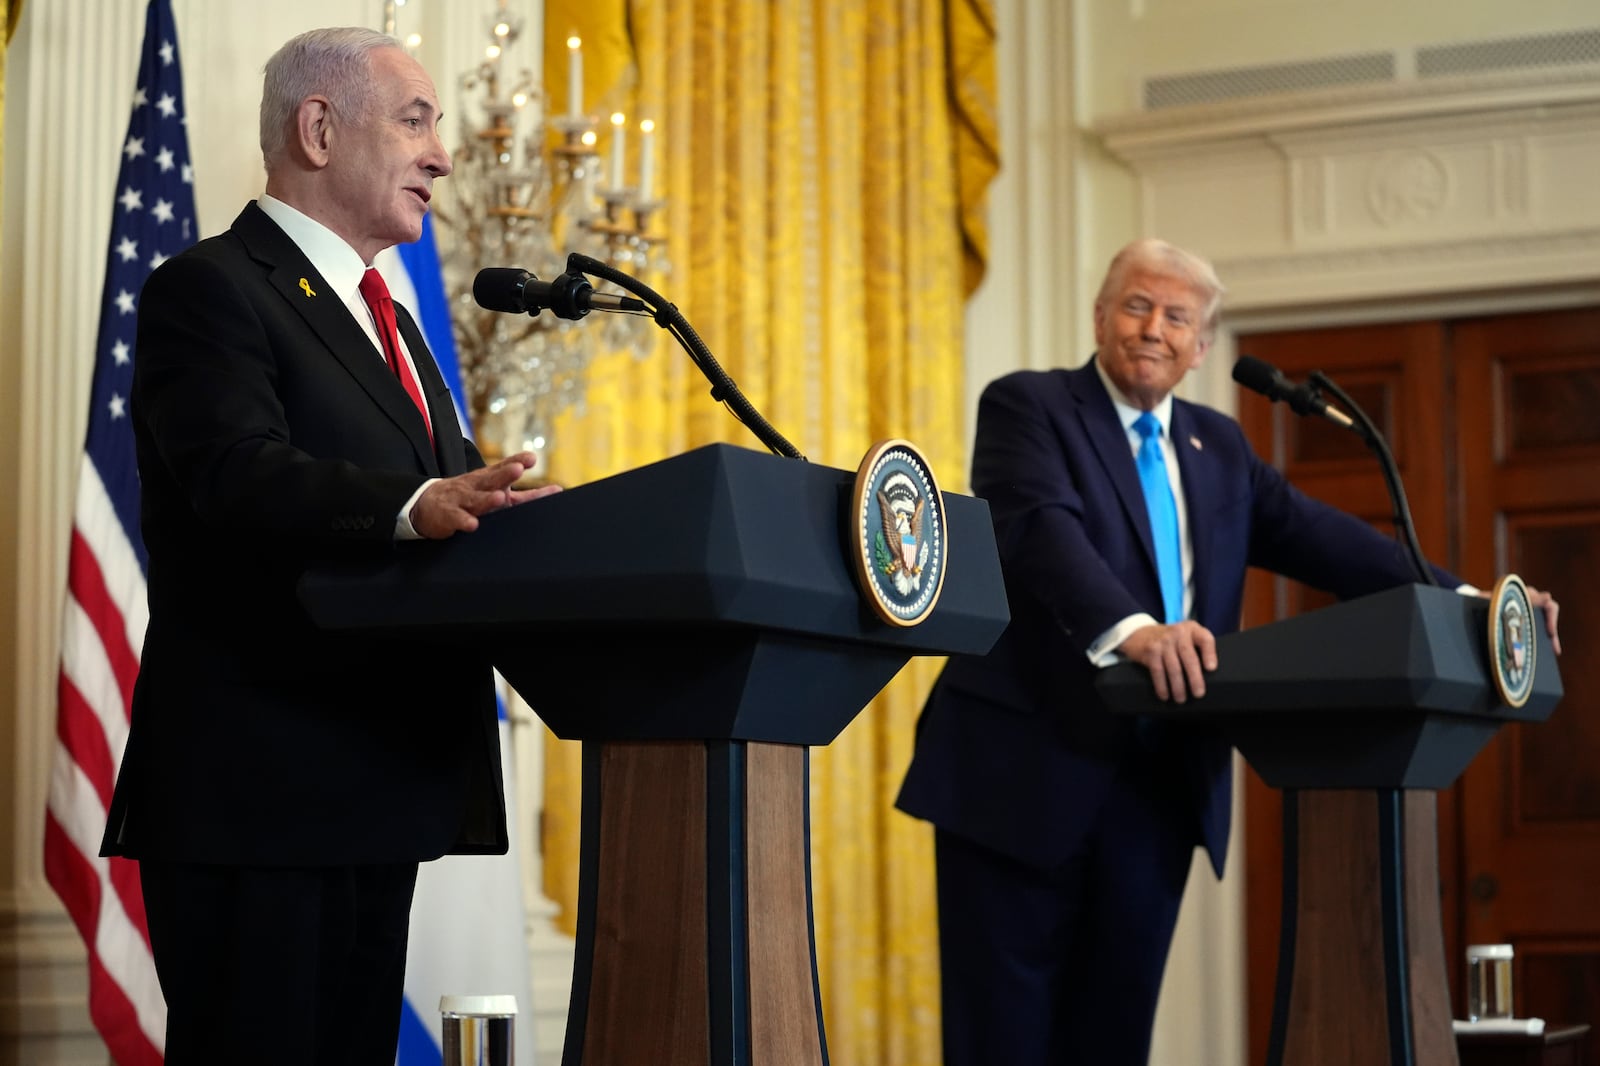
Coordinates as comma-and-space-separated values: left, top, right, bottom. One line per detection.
426, 132, 452, 178
1140, 309, 1164, 340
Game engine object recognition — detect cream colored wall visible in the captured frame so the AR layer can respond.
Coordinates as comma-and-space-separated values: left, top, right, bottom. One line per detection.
1080, 0, 1596, 116
1072, 0, 1600, 360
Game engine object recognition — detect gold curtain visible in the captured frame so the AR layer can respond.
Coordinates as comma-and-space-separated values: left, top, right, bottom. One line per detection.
538, 1, 996, 1061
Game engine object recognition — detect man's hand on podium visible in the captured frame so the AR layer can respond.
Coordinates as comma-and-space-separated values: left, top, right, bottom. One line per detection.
411, 451, 563, 539
1525, 585, 1562, 655
1117, 621, 1219, 703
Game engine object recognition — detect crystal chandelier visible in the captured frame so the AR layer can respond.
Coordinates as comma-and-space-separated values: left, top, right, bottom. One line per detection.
392, 2, 669, 467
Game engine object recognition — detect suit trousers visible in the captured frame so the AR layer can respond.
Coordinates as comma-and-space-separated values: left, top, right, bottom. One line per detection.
933, 753, 1196, 1066
140, 858, 419, 1065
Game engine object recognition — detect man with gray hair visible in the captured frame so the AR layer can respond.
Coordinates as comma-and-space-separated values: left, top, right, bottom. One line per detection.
896, 238, 1560, 1064
99, 27, 558, 1063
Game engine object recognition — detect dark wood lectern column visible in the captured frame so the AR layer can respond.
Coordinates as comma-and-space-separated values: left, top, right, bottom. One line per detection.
568, 741, 824, 1065
300, 443, 1011, 1066
1098, 584, 1561, 1066
1273, 790, 1456, 1066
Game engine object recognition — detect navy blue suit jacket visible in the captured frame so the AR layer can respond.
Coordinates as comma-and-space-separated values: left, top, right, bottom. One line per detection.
897, 361, 1452, 877
102, 202, 506, 867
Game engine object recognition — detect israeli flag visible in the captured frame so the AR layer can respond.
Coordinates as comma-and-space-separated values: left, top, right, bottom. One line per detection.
379, 217, 538, 1066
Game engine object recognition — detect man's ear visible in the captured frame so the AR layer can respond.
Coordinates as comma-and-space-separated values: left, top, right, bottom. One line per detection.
1189, 335, 1213, 369
295, 97, 334, 169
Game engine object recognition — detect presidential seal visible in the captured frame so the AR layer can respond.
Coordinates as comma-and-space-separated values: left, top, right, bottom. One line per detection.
1488, 573, 1536, 709
850, 440, 948, 627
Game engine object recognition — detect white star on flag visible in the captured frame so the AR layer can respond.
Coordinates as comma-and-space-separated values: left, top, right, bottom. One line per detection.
118, 186, 143, 212
123, 135, 145, 160
112, 340, 131, 366
116, 237, 139, 262
115, 289, 136, 315
156, 93, 177, 117
108, 394, 127, 420
156, 147, 175, 172
151, 199, 175, 223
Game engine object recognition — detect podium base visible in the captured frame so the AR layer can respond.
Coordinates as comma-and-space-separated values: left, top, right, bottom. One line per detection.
562, 740, 827, 1066
1271, 790, 1458, 1066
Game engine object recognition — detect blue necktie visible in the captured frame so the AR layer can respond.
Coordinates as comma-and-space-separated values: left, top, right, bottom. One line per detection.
1134, 412, 1184, 624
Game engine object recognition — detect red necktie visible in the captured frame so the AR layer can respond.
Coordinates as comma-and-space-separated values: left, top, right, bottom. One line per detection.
358, 268, 433, 445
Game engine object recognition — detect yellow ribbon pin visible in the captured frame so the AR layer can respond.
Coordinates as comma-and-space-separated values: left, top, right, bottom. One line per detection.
298, 278, 316, 297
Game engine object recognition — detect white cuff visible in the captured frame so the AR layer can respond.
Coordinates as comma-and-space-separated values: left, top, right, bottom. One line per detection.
394, 479, 438, 540
1087, 612, 1161, 667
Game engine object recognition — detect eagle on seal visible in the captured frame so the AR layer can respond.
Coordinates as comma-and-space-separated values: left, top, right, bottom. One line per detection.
877, 490, 926, 575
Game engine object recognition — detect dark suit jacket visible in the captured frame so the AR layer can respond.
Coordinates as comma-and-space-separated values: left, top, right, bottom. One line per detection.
101, 202, 506, 867
896, 361, 1454, 877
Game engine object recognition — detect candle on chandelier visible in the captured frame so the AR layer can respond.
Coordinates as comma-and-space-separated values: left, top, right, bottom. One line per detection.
637, 119, 656, 202
609, 113, 627, 190
567, 36, 583, 119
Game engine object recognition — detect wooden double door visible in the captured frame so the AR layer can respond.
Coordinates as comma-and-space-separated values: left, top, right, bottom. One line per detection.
1236, 305, 1600, 1065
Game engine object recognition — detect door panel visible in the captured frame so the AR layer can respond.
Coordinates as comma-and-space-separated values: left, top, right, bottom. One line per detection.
1453, 308, 1600, 1052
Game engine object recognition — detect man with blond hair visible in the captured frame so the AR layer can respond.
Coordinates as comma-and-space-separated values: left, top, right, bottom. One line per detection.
898, 238, 1560, 1064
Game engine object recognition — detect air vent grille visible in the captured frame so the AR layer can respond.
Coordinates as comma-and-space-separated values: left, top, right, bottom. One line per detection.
1417, 28, 1600, 78
1140, 27, 1600, 111
1143, 54, 1395, 110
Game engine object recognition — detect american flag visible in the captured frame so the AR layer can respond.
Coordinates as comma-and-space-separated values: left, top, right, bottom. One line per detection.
44, 1, 195, 1060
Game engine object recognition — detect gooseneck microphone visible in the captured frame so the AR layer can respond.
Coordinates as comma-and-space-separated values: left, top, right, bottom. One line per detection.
1232, 355, 1353, 428
1234, 353, 1436, 586
472, 267, 647, 320
469, 257, 804, 459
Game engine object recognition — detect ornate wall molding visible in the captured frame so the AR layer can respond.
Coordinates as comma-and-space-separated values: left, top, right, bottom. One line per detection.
1093, 67, 1600, 314
1098, 66, 1600, 157
1214, 229, 1600, 311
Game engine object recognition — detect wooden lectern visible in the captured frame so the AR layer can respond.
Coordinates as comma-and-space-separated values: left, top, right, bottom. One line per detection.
301, 443, 1011, 1066
1097, 584, 1562, 1066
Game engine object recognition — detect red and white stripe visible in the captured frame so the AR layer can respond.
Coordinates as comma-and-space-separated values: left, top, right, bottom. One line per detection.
45, 457, 166, 1064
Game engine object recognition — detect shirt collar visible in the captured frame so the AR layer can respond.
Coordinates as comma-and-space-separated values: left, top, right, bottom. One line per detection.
257, 194, 370, 303
1092, 354, 1175, 438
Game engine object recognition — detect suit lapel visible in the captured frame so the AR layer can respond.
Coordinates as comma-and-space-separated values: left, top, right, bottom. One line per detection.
1169, 402, 1213, 620
232, 203, 441, 475
1068, 362, 1161, 583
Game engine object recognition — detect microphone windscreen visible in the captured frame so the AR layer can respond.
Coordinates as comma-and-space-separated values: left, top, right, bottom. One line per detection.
1232, 355, 1284, 397
472, 268, 531, 313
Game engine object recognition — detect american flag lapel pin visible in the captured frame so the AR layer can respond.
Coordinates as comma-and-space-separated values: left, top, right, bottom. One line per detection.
298, 277, 316, 297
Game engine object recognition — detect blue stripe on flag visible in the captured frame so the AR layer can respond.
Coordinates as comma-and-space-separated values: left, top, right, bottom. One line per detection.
395, 998, 438, 1066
